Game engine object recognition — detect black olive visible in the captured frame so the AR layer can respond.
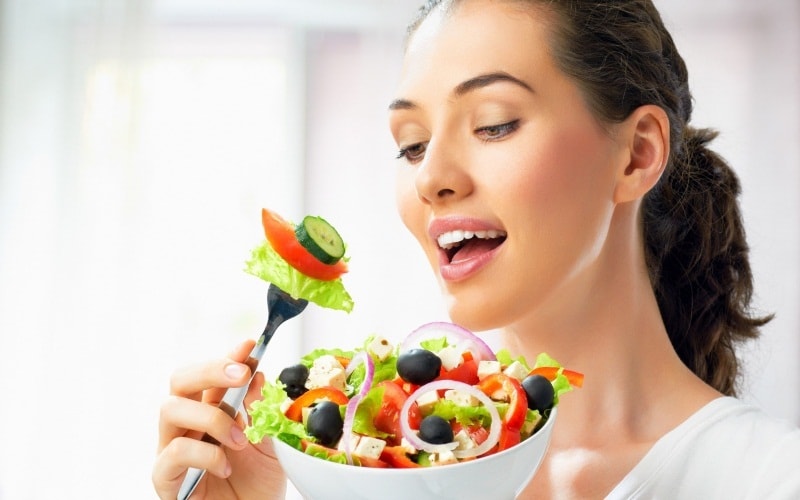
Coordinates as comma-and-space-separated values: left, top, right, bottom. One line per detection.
397, 349, 442, 385
278, 364, 309, 399
521, 374, 555, 413
418, 415, 454, 444
306, 401, 344, 447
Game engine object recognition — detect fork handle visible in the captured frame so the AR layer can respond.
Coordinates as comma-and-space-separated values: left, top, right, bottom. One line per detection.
177, 353, 261, 499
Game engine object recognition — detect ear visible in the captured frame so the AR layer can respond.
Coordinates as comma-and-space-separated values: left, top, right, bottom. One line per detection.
613, 104, 670, 204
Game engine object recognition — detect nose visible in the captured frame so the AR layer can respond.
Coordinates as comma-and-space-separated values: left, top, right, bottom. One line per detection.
414, 139, 473, 204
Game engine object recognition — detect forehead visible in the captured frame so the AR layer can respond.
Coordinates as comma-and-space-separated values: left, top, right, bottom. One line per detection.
398, 1, 557, 97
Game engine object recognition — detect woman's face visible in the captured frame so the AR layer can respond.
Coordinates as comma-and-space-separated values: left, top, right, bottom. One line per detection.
389, 1, 627, 331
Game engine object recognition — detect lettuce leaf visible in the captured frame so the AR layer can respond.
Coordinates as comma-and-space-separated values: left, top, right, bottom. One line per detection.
245, 381, 310, 445
532, 352, 574, 403
420, 336, 449, 352
300, 347, 355, 368
304, 443, 349, 464
351, 385, 391, 439
495, 348, 531, 371
430, 399, 493, 428
244, 241, 354, 313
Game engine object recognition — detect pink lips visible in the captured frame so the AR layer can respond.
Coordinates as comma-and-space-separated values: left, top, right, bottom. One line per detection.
428, 216, 506, 282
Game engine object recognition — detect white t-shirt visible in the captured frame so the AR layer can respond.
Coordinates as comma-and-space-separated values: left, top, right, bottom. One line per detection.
607, 397, 800, 499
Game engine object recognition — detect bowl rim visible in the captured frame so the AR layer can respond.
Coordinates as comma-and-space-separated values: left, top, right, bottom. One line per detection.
273, 406, 558, 474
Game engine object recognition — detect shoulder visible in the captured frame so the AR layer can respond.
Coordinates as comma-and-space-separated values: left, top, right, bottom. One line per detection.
609, 397, 800, 499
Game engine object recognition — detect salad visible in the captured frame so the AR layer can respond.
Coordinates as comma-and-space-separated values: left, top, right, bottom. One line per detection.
245, 321, 583, 468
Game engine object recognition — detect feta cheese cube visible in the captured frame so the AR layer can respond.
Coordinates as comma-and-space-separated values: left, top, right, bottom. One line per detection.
367, 336, 394, 361
444, 389, 479, 407
477, 360, 502, 380
337, 433, 361, 453
353, 436, 387, 459
437, 345, 463, 370
306, 355, 347, 392
453, 429, 476, 451
503, 360, 530, 381
312, 354, 344, 372
415, 389, 440, 414
429, 449, 458, 466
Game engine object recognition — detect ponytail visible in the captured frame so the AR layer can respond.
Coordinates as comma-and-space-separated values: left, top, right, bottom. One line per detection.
643, 127, 772, 395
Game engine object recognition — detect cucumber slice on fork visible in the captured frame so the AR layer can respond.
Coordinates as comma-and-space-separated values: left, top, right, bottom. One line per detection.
295, 215, 345, 265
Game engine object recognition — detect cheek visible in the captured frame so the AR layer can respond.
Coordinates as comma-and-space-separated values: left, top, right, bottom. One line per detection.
506, 125, 616, 221
497, 125, 618, 284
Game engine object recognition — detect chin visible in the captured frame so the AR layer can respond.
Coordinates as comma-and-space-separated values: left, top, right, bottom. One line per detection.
442, 289, 506, 334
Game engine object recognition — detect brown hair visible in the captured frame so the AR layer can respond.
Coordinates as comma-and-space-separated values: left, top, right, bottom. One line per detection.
407, 0, 772, 396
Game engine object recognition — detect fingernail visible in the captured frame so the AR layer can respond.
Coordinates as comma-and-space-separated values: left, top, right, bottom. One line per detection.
224, 363, 247, 379
230, 425, 248, 447
223, 461, 232, 477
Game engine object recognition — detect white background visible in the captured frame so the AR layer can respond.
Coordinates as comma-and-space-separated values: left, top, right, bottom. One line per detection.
0, 1, 797, 498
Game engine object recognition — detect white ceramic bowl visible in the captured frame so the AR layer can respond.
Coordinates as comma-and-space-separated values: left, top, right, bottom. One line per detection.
272, 407, 557, 500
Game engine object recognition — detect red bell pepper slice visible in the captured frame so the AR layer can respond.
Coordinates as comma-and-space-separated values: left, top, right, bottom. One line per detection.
477, 373, 527, 451
497, 424, 521, 451
261, 208, 348, 281
529, 366, 585, 388
285, 387, 349, 422
380, 446, 420, 468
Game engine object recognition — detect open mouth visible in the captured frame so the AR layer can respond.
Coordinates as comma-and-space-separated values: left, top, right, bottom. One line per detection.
437, 229, 507, 264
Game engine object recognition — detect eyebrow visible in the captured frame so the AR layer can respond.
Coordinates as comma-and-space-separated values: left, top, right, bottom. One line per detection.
388, 71, 533, 111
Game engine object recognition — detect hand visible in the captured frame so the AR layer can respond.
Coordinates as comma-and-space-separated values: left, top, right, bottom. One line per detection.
153, 340, 287, 500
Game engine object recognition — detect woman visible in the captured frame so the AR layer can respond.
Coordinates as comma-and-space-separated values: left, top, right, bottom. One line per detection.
153, 0, 800, 498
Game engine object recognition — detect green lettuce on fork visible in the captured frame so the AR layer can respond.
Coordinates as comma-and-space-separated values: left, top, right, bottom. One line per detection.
245, 240, 354, 313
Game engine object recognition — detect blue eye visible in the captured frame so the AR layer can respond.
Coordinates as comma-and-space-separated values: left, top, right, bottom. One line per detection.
396, 142, 427, 163
475, 120, 520, 141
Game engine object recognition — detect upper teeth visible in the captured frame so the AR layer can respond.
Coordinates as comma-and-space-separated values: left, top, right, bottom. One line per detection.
437, 229, 506, 250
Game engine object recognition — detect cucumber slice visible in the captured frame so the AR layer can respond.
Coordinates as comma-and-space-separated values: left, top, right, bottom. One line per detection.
295, 215, 345, 265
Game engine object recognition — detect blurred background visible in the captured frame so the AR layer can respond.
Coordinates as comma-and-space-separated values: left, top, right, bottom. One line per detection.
0, 0, 797, 498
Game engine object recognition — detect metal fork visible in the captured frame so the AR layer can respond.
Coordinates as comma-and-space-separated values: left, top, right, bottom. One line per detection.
177, 283, 309, 500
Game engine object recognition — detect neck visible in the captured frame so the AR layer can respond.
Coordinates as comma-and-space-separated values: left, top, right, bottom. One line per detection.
499, 204, 719, 447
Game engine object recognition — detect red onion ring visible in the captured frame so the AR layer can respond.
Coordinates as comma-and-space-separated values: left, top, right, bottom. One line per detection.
400, 379, 501, 459
400, 321, 496, 362
342, 351, 375, 465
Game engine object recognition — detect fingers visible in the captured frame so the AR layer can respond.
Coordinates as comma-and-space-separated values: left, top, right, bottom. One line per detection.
154, 340, 261, 499
159, 395, 250, 452
169, 340, 256, 400
153, 436, 231, 497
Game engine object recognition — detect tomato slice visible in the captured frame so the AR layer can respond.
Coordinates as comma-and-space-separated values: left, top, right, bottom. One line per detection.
285, 387, 349, 422
380, 446, 420, 468
390, 376, 419, 396
529, 366, 585, 388
373, 380, 421, 445
355, 456, 391, 468
438, 359, 479, 385
261, 208, 348, 281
